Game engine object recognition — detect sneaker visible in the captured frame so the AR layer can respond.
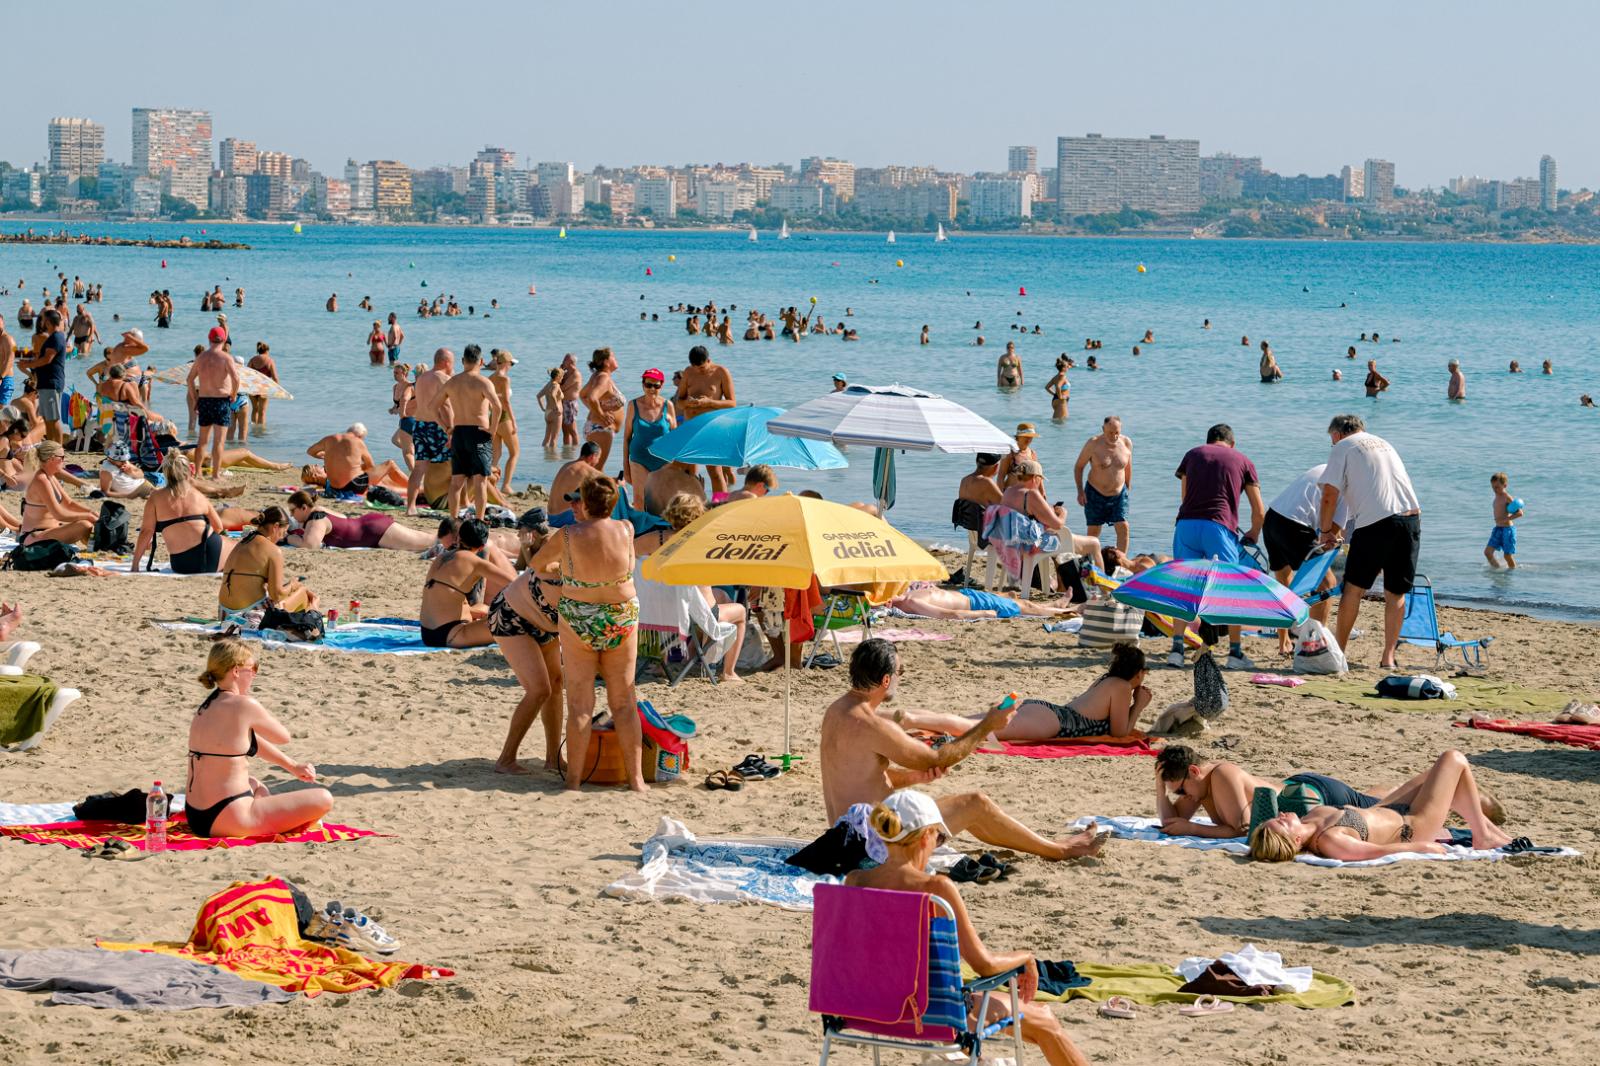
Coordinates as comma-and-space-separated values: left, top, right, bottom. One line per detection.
1224, 652, 1256, 671
1166, 650, 1186, 668
302, 900, 344, 944
337, 906, 400, 955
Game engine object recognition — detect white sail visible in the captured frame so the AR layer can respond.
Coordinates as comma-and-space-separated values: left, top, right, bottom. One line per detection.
748, 227, 758, 242
936, 223, 947, 242
887, 230, 896, 244
779, 220, 790, 239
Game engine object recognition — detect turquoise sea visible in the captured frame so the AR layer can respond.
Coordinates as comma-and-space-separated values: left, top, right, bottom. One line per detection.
4, 222, 1596, 620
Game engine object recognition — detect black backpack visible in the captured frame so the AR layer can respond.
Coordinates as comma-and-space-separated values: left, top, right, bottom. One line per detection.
4, 540, 78, 572
93, 501, 131, 553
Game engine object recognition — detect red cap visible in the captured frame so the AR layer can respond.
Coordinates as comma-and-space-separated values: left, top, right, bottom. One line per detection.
208, 325, 228, 343
642, 368, 665, 384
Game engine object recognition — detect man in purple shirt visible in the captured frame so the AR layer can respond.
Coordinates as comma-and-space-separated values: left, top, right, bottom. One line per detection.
1170, 423, 1264, 671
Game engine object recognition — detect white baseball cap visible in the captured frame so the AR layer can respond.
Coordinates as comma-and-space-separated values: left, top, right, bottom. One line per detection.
876, 789, 950, 843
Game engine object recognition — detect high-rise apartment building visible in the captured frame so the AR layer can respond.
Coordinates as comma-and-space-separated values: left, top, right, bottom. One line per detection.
1055, 134, 1200, 215
1200, 154, 1263, 201
467, 160, 497, 222
1007, 146, 1037, 174
371, 160, 413, 215
535, 161, 575, 187
634, 176, 677, 219
477, 147, 517, 170
344, 160, 376, 212
47, 117, 105, 181
219, 138, 258, 176
851, 182, 955, 222
968, 177, 1033, 222
1539, 155, 1558, 211
131, 108, 213, 209
1361, 159, 1395, 204
799, 157, 855, 200
257, 151, 294, 180
1340, 165, 1365, 201
696, 181, 757, 220
1491, 178, 1543, 211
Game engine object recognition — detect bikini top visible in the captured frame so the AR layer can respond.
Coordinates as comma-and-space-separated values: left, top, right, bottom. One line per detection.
221, 530, 270, 590
18, 478, 61, 537
561, 527, 631, 589
425, 550, 484, 605
150, 508, 211, 567
1316, 806, 1370, 844
188, 689, 260, 760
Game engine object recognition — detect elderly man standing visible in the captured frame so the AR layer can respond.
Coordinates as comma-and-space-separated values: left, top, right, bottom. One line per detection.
1317, 413, 1422, 668
1170, 423, 1264, 671
1073, 415, 1133, 554
185, 326, 240, 478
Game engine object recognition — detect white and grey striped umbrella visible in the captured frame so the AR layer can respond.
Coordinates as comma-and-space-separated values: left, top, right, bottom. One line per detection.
766, 384, 1013, 453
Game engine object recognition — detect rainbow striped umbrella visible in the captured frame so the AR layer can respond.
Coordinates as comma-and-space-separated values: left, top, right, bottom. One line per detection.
1111, 559, 1309, 628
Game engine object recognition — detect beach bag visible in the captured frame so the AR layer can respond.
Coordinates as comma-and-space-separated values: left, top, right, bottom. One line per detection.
564, 706, 690, 785
258, 605, 326, 643
1078, 599, 1141, 648
367, 485, 404, 508
1375, 674, 1456, 700
92, 501, 131, 553
4, 540, 77, 572
1192, 651, 1230, 718
1292, 619, 1348, 675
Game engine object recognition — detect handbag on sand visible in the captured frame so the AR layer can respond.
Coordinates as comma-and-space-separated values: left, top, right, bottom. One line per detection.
1078, 599, 1142, 648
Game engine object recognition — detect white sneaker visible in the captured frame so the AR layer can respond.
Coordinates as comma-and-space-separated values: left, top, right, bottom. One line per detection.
1166, 650, 1186, 668
337, 906, 400, 955
1224, 652, 1256, 671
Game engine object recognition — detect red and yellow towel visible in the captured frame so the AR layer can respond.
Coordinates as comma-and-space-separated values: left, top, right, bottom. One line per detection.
0, 813, 378, 851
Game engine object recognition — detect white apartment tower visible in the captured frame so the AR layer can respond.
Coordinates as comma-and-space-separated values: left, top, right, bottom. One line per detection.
48, 118, 106, 181
1539, 155, 1558, 211
131, 108, 213, 209
1362, 159, 1395, 204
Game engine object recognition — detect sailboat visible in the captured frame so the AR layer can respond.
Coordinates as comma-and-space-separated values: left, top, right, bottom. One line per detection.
779, 220, 790, 240
558, 226, 566, 239
935, 223, 947, 242
748, 226, 758, 242
886, 230, 896, 244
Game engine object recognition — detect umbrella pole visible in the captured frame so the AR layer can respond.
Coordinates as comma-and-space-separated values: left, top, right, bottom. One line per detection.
783, 617, 791, 756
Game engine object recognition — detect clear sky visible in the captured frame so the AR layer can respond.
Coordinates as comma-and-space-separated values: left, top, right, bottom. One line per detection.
6, 0, 1592, 188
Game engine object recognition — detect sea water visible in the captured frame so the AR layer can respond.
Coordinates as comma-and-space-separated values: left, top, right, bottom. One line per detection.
3, 222, 1595, 620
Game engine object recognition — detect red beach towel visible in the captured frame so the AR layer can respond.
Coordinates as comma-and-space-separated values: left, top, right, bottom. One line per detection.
0, 812, 380, 851
1453, 718, 1600, 751
980, 734, 1158, 758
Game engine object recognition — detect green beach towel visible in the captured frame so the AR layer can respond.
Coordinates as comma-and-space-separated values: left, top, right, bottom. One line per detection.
1293, 675, 1572, 716
959, 960, 1354, 1009
0, 675, 60, 748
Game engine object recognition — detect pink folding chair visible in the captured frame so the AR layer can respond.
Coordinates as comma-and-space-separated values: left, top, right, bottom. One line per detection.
809, 883, 1026, 1065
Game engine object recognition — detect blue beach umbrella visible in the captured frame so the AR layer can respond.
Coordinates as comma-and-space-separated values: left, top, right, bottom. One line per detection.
649, 406, 848, 470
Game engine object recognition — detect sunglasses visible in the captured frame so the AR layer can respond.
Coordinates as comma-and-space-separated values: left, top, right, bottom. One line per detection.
933, 829, 950, 847
642, 381, 661, 389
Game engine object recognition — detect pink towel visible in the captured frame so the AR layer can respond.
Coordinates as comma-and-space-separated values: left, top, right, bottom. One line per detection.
809, 884, 929, 1024
979, 736, 1157, 758
832, 627, 954, 645
1251, 673, 1307, 688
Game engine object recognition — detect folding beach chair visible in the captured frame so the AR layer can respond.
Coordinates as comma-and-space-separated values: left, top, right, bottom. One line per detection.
806, 589, 871, 667
1244, 546, 1341, 639
810, 883, 1026, 1066
1399, 575, 1492, 670
633, 565, 739, 687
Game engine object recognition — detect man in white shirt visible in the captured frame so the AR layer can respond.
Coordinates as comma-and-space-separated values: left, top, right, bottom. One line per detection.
1263, 463, 1346, 652
1316, 414, 1422, 667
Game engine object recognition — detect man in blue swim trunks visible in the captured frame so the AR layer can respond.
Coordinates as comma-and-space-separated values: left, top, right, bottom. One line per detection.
1171, 424, 1264, 671
1073, 415, 1133, 553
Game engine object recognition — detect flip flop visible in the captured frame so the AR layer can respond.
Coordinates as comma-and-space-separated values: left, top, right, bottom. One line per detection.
1499, 836, 1561, 855
704, 771, 729, 791
977, 853, 1013, 882
732, 754, 780, 780
1179, 995, 1234, 1017
1098, 996, 1137, 1020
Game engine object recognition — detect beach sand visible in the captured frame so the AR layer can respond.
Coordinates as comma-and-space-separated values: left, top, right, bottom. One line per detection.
1, 467, 1596, 1066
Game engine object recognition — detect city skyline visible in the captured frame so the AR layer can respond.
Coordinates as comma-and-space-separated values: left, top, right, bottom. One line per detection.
6, 0, 1600, 187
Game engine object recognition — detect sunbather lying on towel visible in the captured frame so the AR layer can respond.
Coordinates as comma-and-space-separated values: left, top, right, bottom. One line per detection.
1250, 750, 1514, 862
900, 642, 1150, 741
846, 789, 1090, 1066
185, 636, 333, 839
821, 639, 1103, 862
889, 585, 1077, 620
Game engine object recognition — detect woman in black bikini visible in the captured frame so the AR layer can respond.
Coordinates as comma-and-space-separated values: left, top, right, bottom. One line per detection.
131, 451, 232, 574
17, 441, 96, 546
185, 636, 333, 839
419, 518, 517, 648
489, 511, 564, 774
1250, 750, 1517, 862
218, 507, 318, 625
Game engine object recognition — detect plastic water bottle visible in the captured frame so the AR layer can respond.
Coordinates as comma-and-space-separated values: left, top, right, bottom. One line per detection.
146, 781, 169, 853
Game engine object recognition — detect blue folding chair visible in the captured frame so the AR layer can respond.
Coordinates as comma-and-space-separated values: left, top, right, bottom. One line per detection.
1245, 546, 1340, 639
1399, 575, 1492, 669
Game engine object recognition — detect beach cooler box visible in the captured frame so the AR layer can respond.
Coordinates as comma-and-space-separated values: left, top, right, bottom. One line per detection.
563, 707, 689, 785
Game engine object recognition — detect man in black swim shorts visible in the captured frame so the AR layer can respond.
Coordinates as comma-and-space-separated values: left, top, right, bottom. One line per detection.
440, 344, 502, 519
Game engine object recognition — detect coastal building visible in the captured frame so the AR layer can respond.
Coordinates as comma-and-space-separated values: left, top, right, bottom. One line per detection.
1340, 165, 1365, 201
1540, 155, 1558, 211
257, 151, 293, 180
1055, 133, 1200, 215
799, 157, 855, 200
497, 168, 531, 213
2, 169, 42, 208
968, 177, 1033, 222
219, 138, 258, 177
852, 181, 955, 221
413, 167, 465, 200
1007, 146, 1037, 174
857, 165, 942, 189
546, 180, 583, 217
96, 162, 127, 204
1200, 154, 1262, 201
467, 160, 496, 222
739, 165, 788, 199
344, 160, 376, 212
536, 161, 575, 188
1490, 177, 1542, 211
312, 174, 350, 217
47, 117, 105, 182
477, 147, 516, 170
371, 160, 413, 216
634, 176, 677, 219
769, 181, 832, 216
209, 172, 248, 216
131, 108, 212, 210
1448, 175, 1485, 199
245, 173, 288, 217
603, 181, 634, 218
696, 181, 757, 220
1361, 159, 1395, 204
126, 175, 162, 216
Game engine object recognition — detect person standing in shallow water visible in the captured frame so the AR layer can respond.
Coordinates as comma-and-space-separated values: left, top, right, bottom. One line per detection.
1045, 356, 1069, 420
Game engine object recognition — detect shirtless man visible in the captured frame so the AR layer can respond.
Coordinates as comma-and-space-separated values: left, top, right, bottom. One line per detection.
0, 313, 15, 407
326, 293, 338, 313
558, 353, 581, 447
1072, 415, 1133, 553
642, 460, 705, 515
958, 453, 1003, 509
996, 341, 1023, 388
441, 344, 501, 519
69, 304, 97, 355
186, 326, 240, 478
405, 348, 455, 515
675, 344, 736, 492
385, 312, 404, 365
821, 640, 1104, 861
721, 464, 776, 504
306, 424, 382, 496
549, 442, 604, 519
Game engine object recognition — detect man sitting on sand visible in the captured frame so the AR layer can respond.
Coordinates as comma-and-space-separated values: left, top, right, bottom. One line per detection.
820, 639, 1104, 862
306, 423, 395, 497
642, 460, 704, 516
550, 442, 604, 520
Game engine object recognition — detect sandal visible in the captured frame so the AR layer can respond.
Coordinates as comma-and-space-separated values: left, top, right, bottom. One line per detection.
1179, 995, 1234, 1017
732, 754, 780, 780
1098, 995, 1137, 1020
704, 770, 743, 792
977, 853, 1012, 882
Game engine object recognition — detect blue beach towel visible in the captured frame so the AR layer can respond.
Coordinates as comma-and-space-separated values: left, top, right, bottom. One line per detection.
151, 620, 469, 656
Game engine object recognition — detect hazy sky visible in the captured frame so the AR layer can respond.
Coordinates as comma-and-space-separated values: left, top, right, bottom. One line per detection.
7, 0, 1592, 188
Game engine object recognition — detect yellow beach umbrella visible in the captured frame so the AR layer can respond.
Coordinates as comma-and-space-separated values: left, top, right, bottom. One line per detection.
643, 494, 945, 757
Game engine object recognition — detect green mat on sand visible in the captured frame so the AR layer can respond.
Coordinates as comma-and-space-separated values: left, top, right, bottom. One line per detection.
0, 674, 59, 747
1292, 675, 1573, 716
962, 961, 1354, 1009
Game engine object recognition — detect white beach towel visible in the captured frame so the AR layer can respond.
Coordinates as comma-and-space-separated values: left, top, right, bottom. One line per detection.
97, 558, 213, 578
1071, 815, 1580, 868
0, 795, 186, 826
1176, 943, 1314, 994
634, 566, 737, 664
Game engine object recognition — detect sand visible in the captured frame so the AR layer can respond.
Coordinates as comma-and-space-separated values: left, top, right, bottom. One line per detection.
2, 466, 1597, 1066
